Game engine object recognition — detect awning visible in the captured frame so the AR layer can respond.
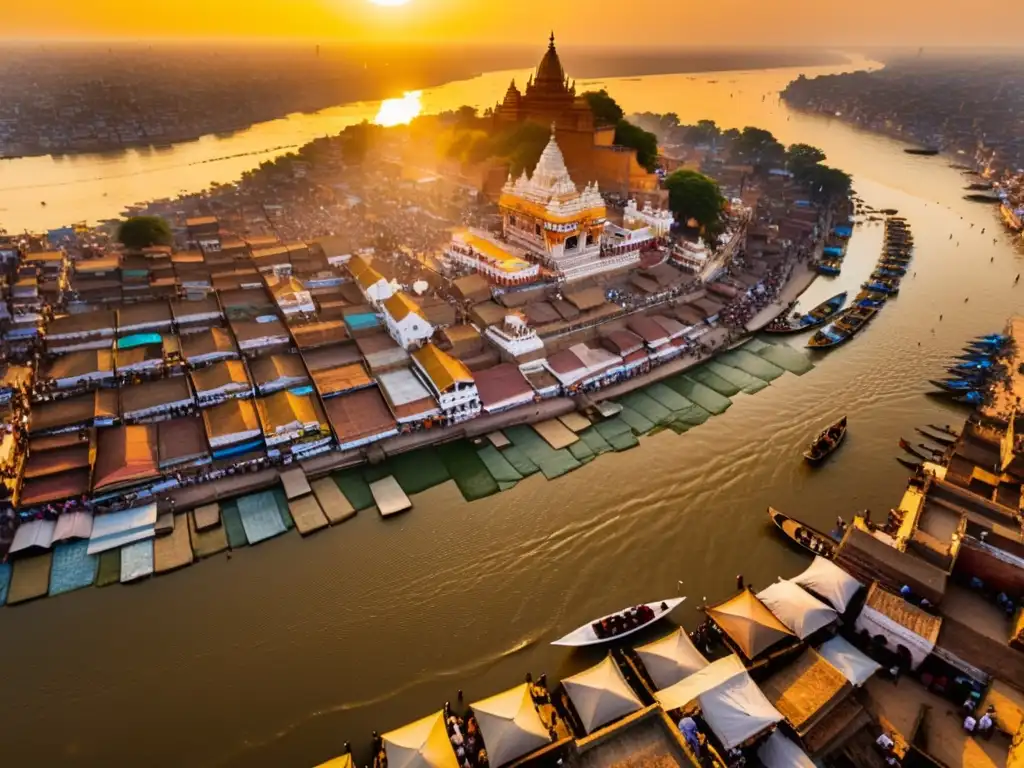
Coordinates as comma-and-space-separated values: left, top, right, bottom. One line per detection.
562, 655, 643, 734
817, 635, 881, 687
706, 590, 795, 658
655, 654, 746, 711
635, 628, 709, 690
757, 580, 838, 639
470, 684, 550, 767
757, 730, 815, 768
382, 711, 459, 768
790, 556, 863, 613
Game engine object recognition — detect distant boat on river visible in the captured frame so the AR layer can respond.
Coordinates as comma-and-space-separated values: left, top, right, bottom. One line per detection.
905, 147, 940, 156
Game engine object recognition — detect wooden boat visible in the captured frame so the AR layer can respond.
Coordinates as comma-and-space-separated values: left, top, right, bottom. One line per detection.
767, 507, 838, 558
929, 378, 983, 393
928, 424, 961, 438
899, 438, 941, 461
816, 260, 842, 276
808, 307, 877, 348
905, 147, 940, 156
954, 391, 985, 406
896, 457, 923, 471
803, 416, 847, 462
915, 427, 955, 446
763, 292, 847, 335
550, 597, 687, 647
862, 280, 900, 296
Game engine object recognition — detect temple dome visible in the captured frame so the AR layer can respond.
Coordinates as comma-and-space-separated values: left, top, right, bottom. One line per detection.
535, 33, 565, 85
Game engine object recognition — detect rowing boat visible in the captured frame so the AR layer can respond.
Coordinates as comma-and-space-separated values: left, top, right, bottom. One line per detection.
899, 438, 941, 462
807, 307, 878, 349
896, 457, 923, 471
804, 416, 847, 462
927, 424, 960, 438
763, 292, 847, 335
915, 427, 955, 446
767, 507, 838, 558
550, 597, 686, 647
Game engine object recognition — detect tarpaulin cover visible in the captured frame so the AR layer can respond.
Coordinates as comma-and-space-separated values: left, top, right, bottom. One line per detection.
562, 656, 643, 734
470, 684, 550, 767
667, 376, 732, 414
706, 590, 795, 659
635, 628, 709, 690
220, 501, 249, 548
619, 392, 673, 426
718, 350, 785, 382
499, 445, 540, 477
117, 333, 163, 350
705, 361, 769, 394
48, 540, 98, 596
756, 343, 814, 376
375, 451, 451, 496
643, 383, 694, 413
438, 441, 500, 501
120, 539, 155, 583
757, 580, 839, 639
477, 445, 523, 490
237, 491, 287, 544
593, 418, 640, 451
578, 428, 612, 455
655, 654, 746, 711
790, 555, 863, 613
95, 550, 121, 587
697, 665, 783, 749
674, 404, 711, 427
615, 405, 656, 435
568, 439, 595, 463
817, 635, 881, 687
686, 366, 741, 397
0, 563, 11, 606
504, 425, 581, 480
757, 730, 815, 768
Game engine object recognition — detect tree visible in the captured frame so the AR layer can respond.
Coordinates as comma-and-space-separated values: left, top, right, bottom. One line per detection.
454, 105, 478, 127
683, 119, 721, 146
786, 143, 827, 176
118, 216, 172, 249
614, 120, 660, 172
490, 122, 552, 176
339, 122, 377, 165
805, 164, 852, 201
733, 126, 786, 167
664, 170, 726, 239
582, 89, 624, 126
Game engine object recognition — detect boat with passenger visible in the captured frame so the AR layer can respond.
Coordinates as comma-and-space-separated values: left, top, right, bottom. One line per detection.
861, 279, 900, 295
763, 292, 847, 334
550, 597, 686, 647
807, 306, 877, 349
767, 507, 839, 558
803, 416, 847, 463
816, 259, 842, 276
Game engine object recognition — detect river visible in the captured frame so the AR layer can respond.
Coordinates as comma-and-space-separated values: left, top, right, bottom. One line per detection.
1, 56, 1022, 768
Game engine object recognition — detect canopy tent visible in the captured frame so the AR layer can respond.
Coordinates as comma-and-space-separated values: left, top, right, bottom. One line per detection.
382, 711, 460, 768
790, 556, 863, 613
470, 684, 551, 767
655, 654, 747, 712
315, 754, 355, 768
757, 580, 839, 639
855, 583, 941, 670
635, 628, 709, 690
562, 655, 643, 734
756, 730, 815, 768
817, 635, 882, 687
706, 590, 795, 659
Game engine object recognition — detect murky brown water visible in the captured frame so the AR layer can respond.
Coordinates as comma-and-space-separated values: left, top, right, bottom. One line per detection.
1, 56, 1022, 768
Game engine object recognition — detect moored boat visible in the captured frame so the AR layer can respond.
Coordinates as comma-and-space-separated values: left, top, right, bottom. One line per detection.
896, 457, 923, 471
915, 427, 955, 446
929, 378, 983, 393
763, 292, 847, 334
899, 438, 941, 462
550, 597, 686, 647
927, 423, 960, 438
807, 306, 877, 348
816, 260, 842, 276
905, 147, 940, 156
862, 280, 900, 295
767, 507, 838, 558
954, 391, 985, 406
803, 416, 847, 462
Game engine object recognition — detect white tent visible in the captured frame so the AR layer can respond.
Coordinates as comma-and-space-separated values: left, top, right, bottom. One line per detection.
635, 628, 709, 690
562, 655, 643, 734
470, 684, 551, 767
655, 655, 747, 712
757, 730, 815, 768
698, 664, 783, 750
757, 580, 838, 639
790, 556, 863, 613
382, 711, 460, 768
817, 635, 882, 687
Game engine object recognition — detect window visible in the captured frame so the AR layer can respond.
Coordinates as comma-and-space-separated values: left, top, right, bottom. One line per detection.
565, 235, 579, 251
509, 215, 517, 227
535, 223, 542, 236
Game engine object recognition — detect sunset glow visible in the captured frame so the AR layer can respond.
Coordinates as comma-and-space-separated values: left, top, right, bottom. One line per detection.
374, 91, 423, 126
368, 0, 411, 5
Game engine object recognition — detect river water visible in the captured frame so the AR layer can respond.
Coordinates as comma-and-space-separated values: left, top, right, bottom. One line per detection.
1, 56, 1022, 768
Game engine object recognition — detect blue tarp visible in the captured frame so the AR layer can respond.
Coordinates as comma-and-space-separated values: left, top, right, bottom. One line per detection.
212, 439, 265, 460
237, 491, 287, 545
49, 540, 99, 596
117, 333, 163, 350
289, 385, 314, 396
823, 246, 844, 256
345, 313, 380, 330
0, 563, 11, 605
833, 225, 853, 238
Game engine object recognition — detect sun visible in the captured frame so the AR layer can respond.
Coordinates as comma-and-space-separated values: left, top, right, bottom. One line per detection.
368, 0, 411, 5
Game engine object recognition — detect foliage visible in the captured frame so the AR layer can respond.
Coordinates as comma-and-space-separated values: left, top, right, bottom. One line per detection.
732, 126, 786, 167
491, 122, 552, 176
786, 143, 827, 175
664, 170, 726, 240
339, 121, 378, 165
614, 120, 661, 172
117, 216, 172, 249
582, 89, 624, 126
683, 119, 722, 146
804, 164, 853, 201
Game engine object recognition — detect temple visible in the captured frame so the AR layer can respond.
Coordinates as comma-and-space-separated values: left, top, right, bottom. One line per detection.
499, 130, 640, 281
493, 33, 663, 202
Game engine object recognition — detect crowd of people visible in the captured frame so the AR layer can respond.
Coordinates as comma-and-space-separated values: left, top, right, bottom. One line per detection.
591, 603, 659, 639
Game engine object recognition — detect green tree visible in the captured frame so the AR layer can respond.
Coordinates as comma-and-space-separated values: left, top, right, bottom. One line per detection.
454, 105, 478, 127
118, 216, 172, 249
582, 89, 624, 126
684, 119, 721, 145
786, 143, 827, 176
664, 170, 726, 238
491, 122, 552, 176
805, 164, 852, 201
614, 120, 660, 172
733, 126, 786, 167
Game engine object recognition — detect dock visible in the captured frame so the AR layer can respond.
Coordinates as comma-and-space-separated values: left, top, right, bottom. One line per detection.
370, 476, 412, 517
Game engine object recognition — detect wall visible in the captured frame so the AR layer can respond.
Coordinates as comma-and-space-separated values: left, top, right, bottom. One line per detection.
955, 538, 1024, 596
937, 618, 1024, 692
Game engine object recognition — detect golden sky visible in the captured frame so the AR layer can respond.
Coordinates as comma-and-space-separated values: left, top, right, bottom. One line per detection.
5, 0, 1014, 45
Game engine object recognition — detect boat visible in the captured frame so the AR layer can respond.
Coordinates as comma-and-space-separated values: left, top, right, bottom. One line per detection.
767, 507, 838, 558
550, 597, 686, 647
929, 378, 983, 393
899, 438, 940, 462
954, 391, 985, 406
905, 147, 940, 156
954, 352, 996, 362
763, 292, 847, 334
803, 416, 847, 462
896, 457, 923, 471
950, 358, 993, 372
964, 192, 1001, 203
862, 280, 900, 295
928, 424, 961, 438
808, 307, 877, 348
816, 260, 842, 276
966, 339, 1007, 351
915, 428, 955, 446
880, 208, 899, 215
974, 334, 1008, 344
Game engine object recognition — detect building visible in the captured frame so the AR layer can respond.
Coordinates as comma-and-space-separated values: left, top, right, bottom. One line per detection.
411, 343, 480, 424
382, 292, 434, 350
604, 199, 675, 257
446, 229, 541, 285
492, 34, 662, 200
348, 254, 392, 305
499, 131, 638, 281
485, 313, 545, 361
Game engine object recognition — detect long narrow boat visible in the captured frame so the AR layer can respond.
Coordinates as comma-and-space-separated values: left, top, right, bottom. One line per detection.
899, 438, 941, 462
928, 424, 961, 438
862, 280, 900, 295
816, 260, 842, 276
915, 427, 955, 446
929, 378, 983, 393
767, 507, 838, 558
803, 416, 847, 462
896, 457, 923, 471
807, 306, 877, 349
550, 597, 686, 647
763, 292, 847, 335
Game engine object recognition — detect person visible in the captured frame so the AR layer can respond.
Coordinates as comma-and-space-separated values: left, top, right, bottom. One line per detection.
899, 585, 912, 598
677, 716, 701, 755
876, 732, 895, 751
963, 714, 977, 733
978, 707, 995, 739
885, 754, 901, 767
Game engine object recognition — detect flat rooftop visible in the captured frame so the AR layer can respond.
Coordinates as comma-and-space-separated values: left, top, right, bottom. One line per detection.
942, 584, 1010, 643
452, 229, 535, 274
576, 714, 689, 768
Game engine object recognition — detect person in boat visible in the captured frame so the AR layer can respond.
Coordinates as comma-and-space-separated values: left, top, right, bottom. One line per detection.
677, 716, 701, 755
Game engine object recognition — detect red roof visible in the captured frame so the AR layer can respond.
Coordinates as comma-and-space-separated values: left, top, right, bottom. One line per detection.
474, 364, 534, 409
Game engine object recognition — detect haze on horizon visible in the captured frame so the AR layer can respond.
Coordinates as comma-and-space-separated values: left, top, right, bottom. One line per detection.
6, 0, 1019, 47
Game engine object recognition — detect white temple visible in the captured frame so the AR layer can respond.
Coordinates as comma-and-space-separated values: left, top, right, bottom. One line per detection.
485, 313, 545, 361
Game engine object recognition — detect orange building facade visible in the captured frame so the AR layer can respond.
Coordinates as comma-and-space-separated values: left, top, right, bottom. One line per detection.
492, 34, 664, 202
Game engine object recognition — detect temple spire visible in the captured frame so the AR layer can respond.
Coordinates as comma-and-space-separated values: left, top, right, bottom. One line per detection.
549, 31, 555, 48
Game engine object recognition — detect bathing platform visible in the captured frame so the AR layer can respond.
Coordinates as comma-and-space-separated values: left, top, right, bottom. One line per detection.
370, 476, 412, 517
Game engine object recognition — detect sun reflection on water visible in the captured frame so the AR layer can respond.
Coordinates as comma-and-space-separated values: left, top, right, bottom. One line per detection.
374, 91, 423, 127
